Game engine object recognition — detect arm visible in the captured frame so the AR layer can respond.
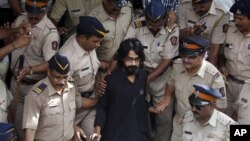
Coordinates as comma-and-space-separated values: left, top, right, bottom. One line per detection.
208, 43, 220, 66
8, 0, 23, 15
24, 129, 36, 141
148, 59, 172, 83
81, 97, 98, 108
156, 83, 175, 112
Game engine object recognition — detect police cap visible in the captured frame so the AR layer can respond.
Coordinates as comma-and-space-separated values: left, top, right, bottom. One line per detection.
145, 0, 166, 22
179, 36, 209, 57
230, 0, 250, 17
192, 0, 210, 4
48, 53, 70, 74
25, 0, 47, 14
189, 84, 222, 106
0, 122, 16, 141
77, 16, 109, 38
112, 0, 128, 7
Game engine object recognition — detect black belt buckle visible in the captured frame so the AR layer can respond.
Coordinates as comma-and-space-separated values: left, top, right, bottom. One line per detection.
80, 90, 93, 97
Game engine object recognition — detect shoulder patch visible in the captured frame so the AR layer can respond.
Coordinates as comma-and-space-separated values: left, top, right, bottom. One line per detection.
33, 83, 47, 94
52, 41, 59, 50
206, 67, 220, 78
170, 36, 178, 46
132, 20, 146, 28
183, 111, 194, 122
223, 24, 229, 33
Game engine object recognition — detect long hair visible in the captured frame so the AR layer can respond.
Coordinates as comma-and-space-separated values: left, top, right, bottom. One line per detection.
116, 38, 145, 68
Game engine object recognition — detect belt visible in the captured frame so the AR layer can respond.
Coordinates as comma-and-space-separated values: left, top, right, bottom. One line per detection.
228, 74, 245, 84
21, 77, 39, 85
80, 90, 94, 98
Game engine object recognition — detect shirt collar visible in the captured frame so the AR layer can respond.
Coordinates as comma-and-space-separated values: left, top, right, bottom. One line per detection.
207, 1, 217, 16
205, 109, 217, 127
73, 34, 87, 57
143, 26, 166, 36
195, 59, 206, 78
98, 3, 128, 22
33, 14, 48, 30
46, 77, 74, 96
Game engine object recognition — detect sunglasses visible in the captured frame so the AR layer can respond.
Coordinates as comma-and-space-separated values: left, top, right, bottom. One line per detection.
189, 102, 209, 111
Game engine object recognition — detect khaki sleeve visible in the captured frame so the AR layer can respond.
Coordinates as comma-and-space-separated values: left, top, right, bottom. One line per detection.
212, 73, 227, 109
49, 0, 67, 23
177, 3, 187, 30
211, 13, 230, 44
163, 26, 180, 59
22, 91, 41, 130
124, 24, 137, 39
43, 31, 60, 61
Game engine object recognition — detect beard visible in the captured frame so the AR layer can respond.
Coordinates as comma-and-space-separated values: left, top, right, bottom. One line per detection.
124, 65, 140, 75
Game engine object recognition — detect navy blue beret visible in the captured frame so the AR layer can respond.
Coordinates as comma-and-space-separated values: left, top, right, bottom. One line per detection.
145, 0, 166, 22
230, 0, 250, 16
77, 16, 109, 38
189, 84, 222, 106
179, 36, 209, 57
112, 0, 128, 7
48, 53, 70, 74
0, 122, 16, 141
25, 0, 47, 14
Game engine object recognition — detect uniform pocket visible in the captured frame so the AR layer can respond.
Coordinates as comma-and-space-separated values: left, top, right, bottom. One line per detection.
43, 106, 63, 126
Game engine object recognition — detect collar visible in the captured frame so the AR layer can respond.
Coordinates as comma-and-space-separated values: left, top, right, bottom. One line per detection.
142, 25, 166, 36
98, 3, 128, 22
73, 34, 87, 57
46, 77, 74, 96
205, 109, 218, 127
195, 60, 206, 78
33, 14, 48, 30
206, 1, 217, 16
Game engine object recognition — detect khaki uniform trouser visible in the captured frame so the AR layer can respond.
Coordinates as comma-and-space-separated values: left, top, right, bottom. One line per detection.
237, 81, 250, 124
170, 115, 183, 141
147, 68, 174, 141
225, 77, 244, 117
74, 107, 96, 141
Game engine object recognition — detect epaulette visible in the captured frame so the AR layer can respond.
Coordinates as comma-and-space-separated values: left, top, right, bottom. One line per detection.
217, 112, 238, 127
183, 111, 194, 122
206, 67, 220, 79
132, 20, 146, 28
33, 83, 47, 94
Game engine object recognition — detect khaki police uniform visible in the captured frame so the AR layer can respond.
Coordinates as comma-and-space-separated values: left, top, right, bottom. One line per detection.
59, 34, 100, 140
125, 17, 179, 141
10, 13, 59, 140
169, 59, 227, 141
0, 79, 12, 123
50, 0, 102, 36
89, 3, 132, 63
178, 0, 229, 44
0, 55, 9, 81
223, 26, 250, 120
22, 77, 81, 141
237, 79, 250, 124
182, 110, 237, 141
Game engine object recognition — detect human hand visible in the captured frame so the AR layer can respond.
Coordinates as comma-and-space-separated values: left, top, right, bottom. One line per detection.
58, 27, 68, 35
166, 10, 176, 32
90, 133, 101, 141
97, 77, 107, 97
148, 106, 160, 114
16, 67, 31, 82
73, 125, 87, 141
156, 96, 171, 112
13, 34, 32, 49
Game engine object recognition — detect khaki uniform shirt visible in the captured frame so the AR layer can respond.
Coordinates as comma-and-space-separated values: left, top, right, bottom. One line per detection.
11, 14, 59, 80
223, 26, 250, 80
125, 17, 179, 69
182, 110, 237, 141
168, 59, 227, 116
59, 34, 100, 93
178, 0, 229, 44
89, 3, 132, 62
0, 79, 12, 123
22, 78, 81, 141
50, 0, 101, 28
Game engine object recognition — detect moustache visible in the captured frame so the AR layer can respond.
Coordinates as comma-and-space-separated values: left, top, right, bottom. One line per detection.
56, 83, 65, 87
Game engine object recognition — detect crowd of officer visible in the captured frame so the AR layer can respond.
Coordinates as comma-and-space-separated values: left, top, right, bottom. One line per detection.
0, 0, 249, 141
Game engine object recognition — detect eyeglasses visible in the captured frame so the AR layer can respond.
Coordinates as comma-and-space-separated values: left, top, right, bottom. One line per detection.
50, 72, 69, 82
124, 57, 140, 63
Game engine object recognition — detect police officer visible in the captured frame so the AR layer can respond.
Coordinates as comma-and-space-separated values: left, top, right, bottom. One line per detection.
182, 84, 237, 141
89, 0, 132, 77
125, 1, 179, 141
22, 53, 84, 141
218, 0, 250, 123
10, 0, 59, 140
157, 36, 227, 141
59, 16, 109, 140
178, 0, 229, 65
49, 0, 102, 41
